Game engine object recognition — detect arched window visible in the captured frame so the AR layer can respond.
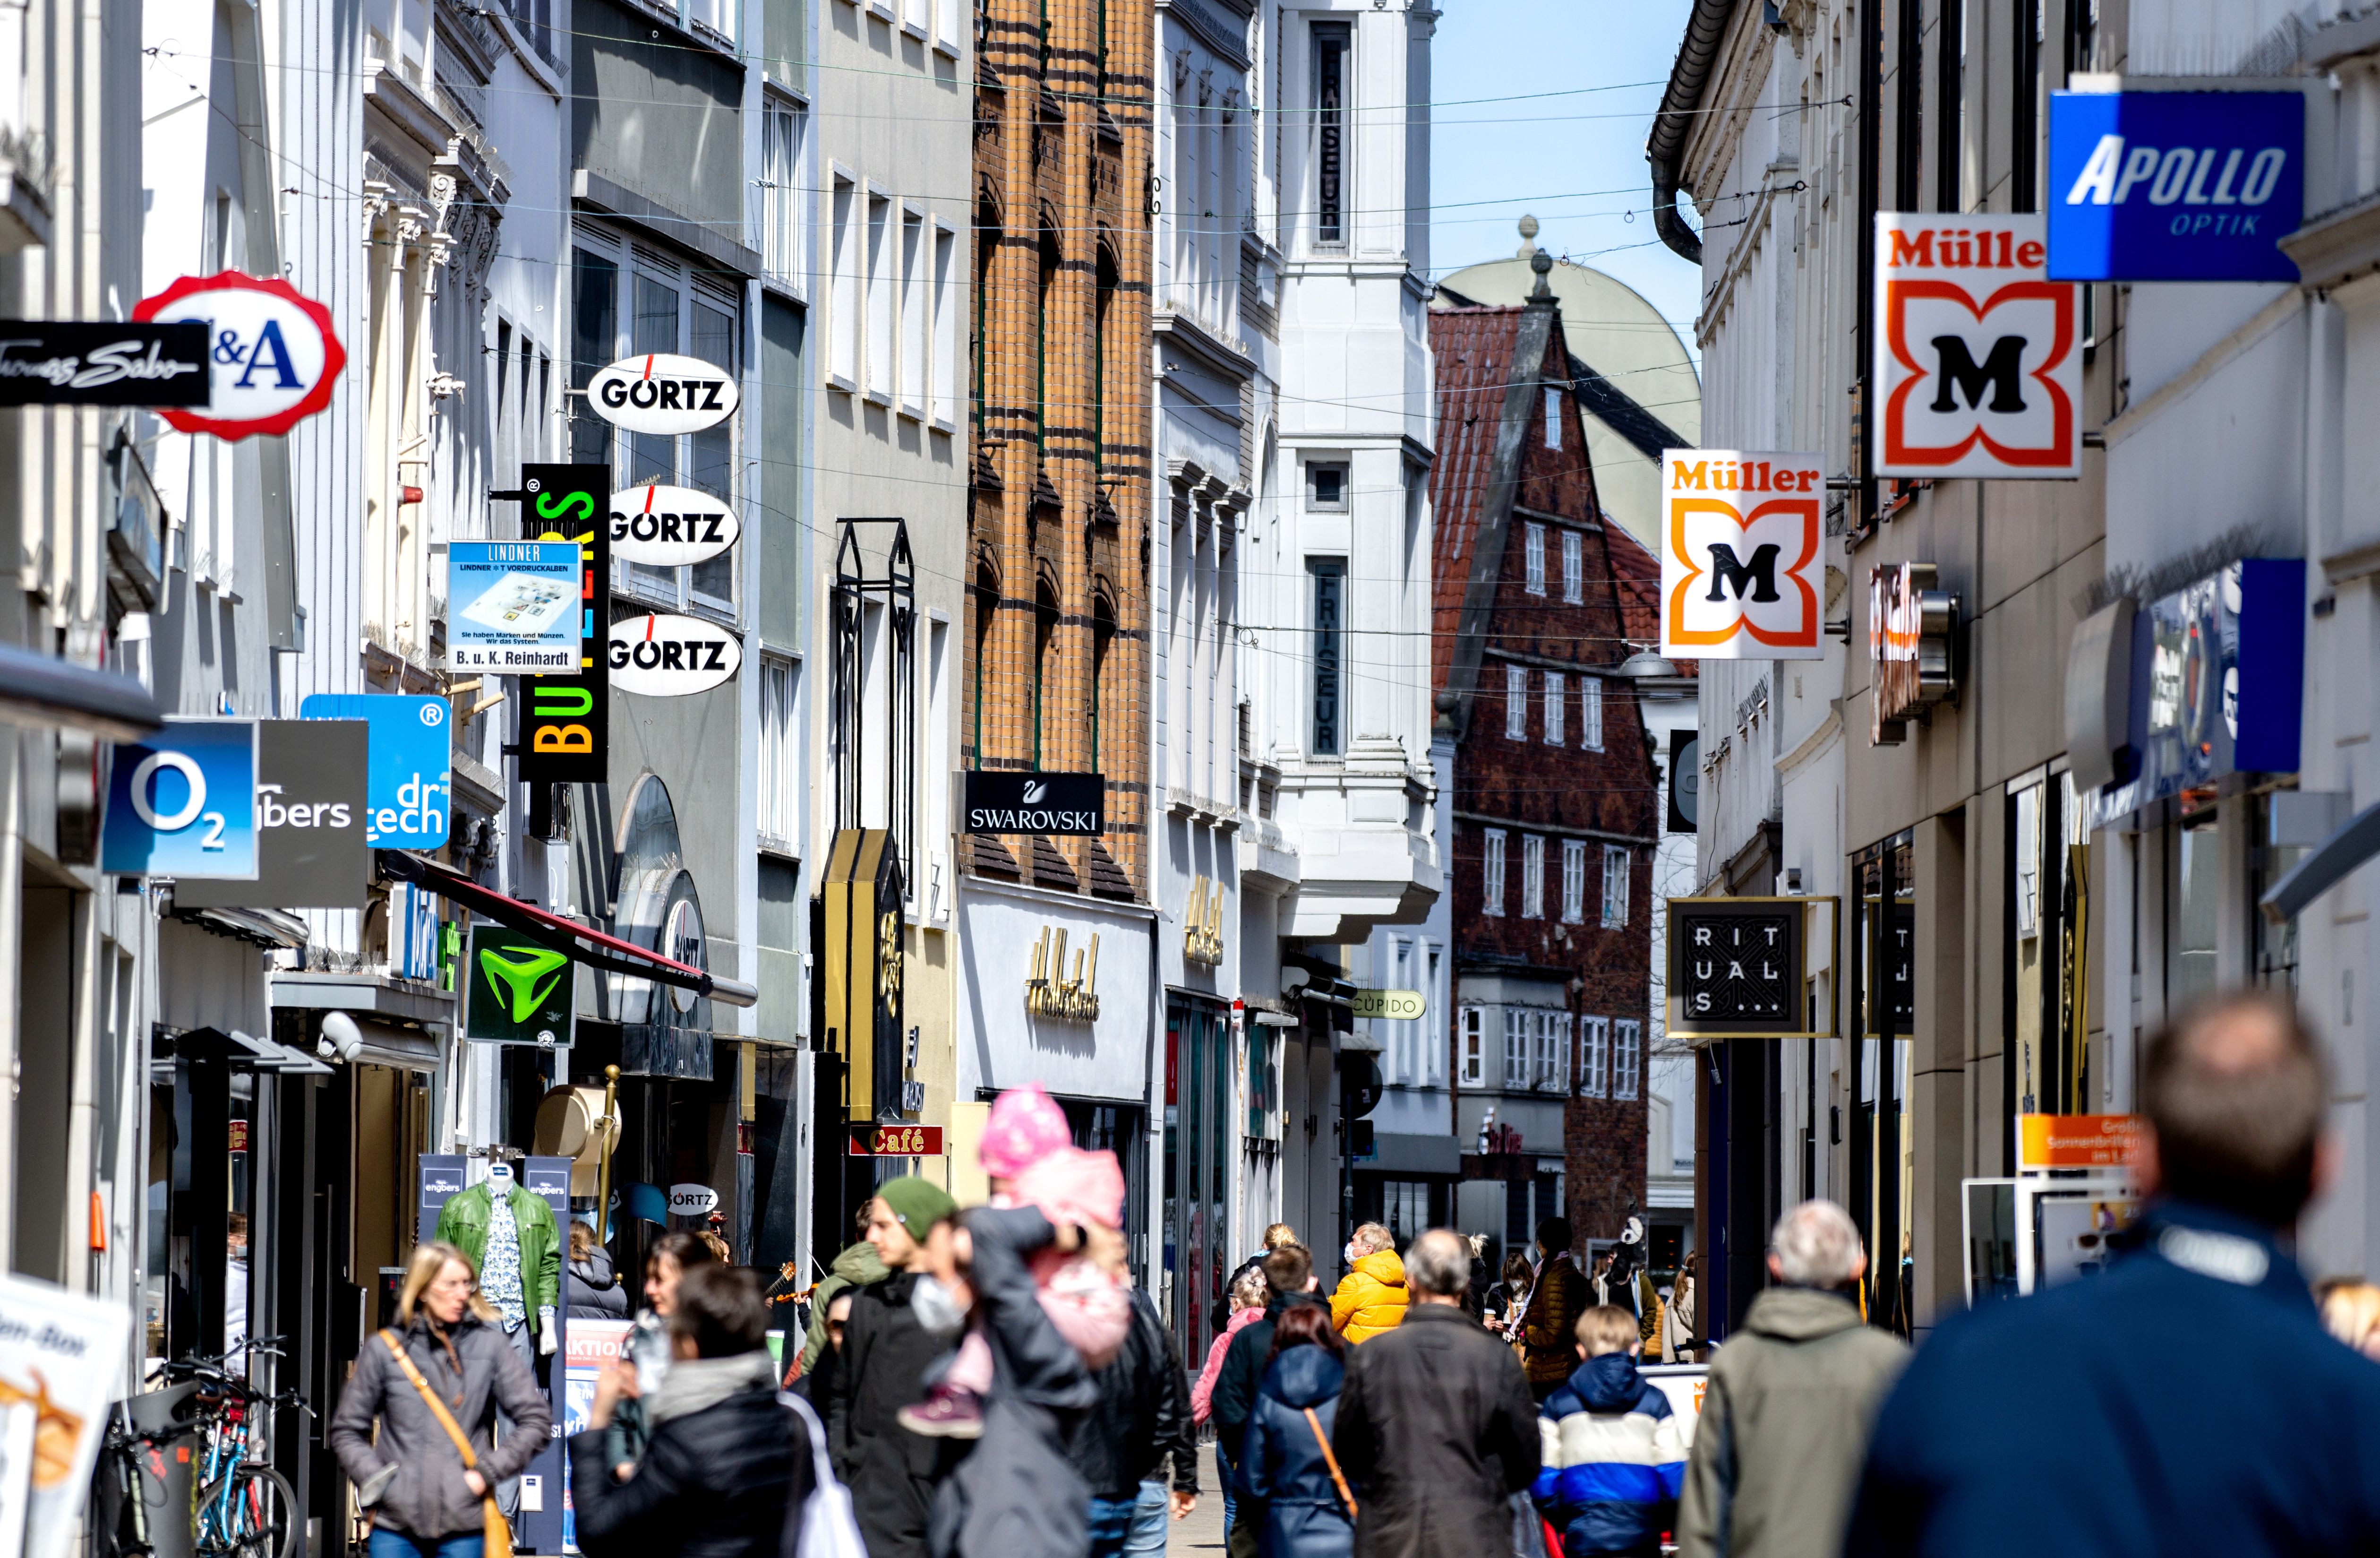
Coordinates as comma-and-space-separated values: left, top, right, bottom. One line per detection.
1034, 575, 1060, 769
1090, 588, 1116, 771
970, 559, 999, 768
1093, 243, 1118, 478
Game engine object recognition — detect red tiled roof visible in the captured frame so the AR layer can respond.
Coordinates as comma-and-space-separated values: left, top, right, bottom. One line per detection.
1603, 525, 1697, 679
1428, 307, 1527, 688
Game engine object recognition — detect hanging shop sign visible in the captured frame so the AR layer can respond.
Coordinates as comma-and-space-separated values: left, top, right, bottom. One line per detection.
299, 693, 451, 849
667, 1182, 719, 1217
611, 483, 740, 567
586, 353, 739, 436
464, 924, 575, 1046
1183, 874, 1225, 966
2047, 90, 2303, 283
609, 612, 743, 697
1869, 561, 1961, 746
961, 770, 1105, 835
1352, 988, 1424, 1020
849, 1124, 945, 1158
1659, 449, 1824, 661
822, 829, 905, 1122
1025, 926, 1101, 1021
1874, 214, 2080, 478
449, 541, 583, 672
0, 320, 210, 406
517, 464, 613, 785
2018, 1112, 2145, 1171
1664, 896, 1834, 1041
130, 272, 345, 440
175, 719, 369, 910
100, 718, 257, 879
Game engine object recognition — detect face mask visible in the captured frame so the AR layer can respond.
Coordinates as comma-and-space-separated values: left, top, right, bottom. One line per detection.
911, 1274, 968, 1338
1344, 1242, 1359, 1266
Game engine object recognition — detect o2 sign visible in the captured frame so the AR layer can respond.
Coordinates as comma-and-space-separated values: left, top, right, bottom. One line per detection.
132, 272, 346, 440
100, 718, 259, 879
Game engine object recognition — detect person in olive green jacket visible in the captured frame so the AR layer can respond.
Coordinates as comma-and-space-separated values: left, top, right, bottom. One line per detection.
1675, 1200, 1907, 1558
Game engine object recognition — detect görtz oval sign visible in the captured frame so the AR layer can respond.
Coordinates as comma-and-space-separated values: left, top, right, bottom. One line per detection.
587, 353, 738, 435
609, 612, 742, 697
131, 272, 346, 441
611, 483, 741, 567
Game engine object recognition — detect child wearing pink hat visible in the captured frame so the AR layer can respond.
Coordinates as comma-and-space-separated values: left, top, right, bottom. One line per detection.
898, 1082, 1134, 1438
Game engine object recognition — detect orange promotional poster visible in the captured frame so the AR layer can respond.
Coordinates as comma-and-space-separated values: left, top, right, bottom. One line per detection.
1660, 449, 1825, 661
1874, 213, 2081, 478
2017, 1112, 2145, 1171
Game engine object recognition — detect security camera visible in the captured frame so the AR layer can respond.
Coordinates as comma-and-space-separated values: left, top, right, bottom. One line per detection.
318, 1011, 365, 1063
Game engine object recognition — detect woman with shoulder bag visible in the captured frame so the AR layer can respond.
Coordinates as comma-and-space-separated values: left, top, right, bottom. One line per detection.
330, 1241, 552, 1558
1233, 1304, 1356, 1558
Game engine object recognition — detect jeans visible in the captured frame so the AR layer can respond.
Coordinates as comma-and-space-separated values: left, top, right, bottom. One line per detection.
1125, 1478, 1169, 1556
368, 1530, 483, 1558
1216, 1439, 1237, 1536
1086, 1493, 1138, 1558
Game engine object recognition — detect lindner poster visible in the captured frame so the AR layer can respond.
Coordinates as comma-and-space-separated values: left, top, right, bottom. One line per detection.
447, 541, 583, 672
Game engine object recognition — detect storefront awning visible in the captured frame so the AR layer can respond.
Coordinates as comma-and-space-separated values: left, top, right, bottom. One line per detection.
381, 850, 760, 1008
0, 640, 164, 740
2261, 800, 2380, 925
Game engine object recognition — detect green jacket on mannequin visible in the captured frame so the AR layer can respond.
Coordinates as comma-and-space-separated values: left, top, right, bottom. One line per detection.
435, 1180, 563, 1340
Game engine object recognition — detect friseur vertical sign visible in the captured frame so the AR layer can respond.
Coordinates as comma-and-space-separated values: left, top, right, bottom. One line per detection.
2047, 90, 2304, 283
517, 464, 611, 785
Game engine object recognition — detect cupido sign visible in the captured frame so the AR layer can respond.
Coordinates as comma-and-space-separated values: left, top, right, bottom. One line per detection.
609, 612, 742, 697
611, 483, 740, 566
587, 353, 738, 437
1659, 449, 1824, 662
2047, 90, 2303, 283
131, 272, 346, 440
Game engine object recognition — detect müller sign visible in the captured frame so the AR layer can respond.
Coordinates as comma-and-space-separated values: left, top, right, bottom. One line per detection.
961, 770, 1104, 836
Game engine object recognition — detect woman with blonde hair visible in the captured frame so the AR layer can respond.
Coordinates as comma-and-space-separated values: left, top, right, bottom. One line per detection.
330, 1241, 551, 1558
2320, 1280, 2380, 1360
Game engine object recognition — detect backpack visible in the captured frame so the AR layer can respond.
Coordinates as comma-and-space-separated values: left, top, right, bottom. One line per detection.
779, 1390, 866, 1558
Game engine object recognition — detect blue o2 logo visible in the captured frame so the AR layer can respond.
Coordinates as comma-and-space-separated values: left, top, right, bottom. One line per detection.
102, 721, 258, 879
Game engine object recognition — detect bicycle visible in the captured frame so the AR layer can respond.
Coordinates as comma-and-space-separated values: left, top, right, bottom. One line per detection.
108, 1341, 305, 1558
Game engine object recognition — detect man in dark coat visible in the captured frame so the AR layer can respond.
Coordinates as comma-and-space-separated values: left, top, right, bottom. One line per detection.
1211, 1243, 1327, 1465
1071, 1285, 1199, 1555
821, 1178, 964, 1558
573, 1265, 809, 1558
1333, 1228, 1539, 1558
1847, 992, 2380, 1558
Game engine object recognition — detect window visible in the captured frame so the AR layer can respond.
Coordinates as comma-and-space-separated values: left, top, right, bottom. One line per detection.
1613, 1020, 1642, 1101
1521, 834, 1544, 920
1505, 664, 1526, 740
687, 0, 732, 40
1460, 1007, 1486, 1085
758, 857, 800, 951
1562, 839, 1586, 924
1313, 24, 1347, 245
1601, 844, 1631, 928
687, 294, 736, 604
1536, 1012, 1571, 1093
829, 174, 858, 386
1425, 944, 1443, 1083
762, 106, 807, 294
1562, 528, 1583, 603
936, 0, 959, 51
569, 248, 617, 466
1389, 938, 1412, 1080
1482, 828, 1507, 915
1544, 387, 1562, 450
1580, 676, 1603, 751
899, 209, 926, 417
1310, 559, 1345, 756
1503, 1009, 1527, 1091
1544, 671, 1564, 745
1308, 462, 1347, 511
932, 224, 958, 427
1524, 522, 1546, 594
1579, 1017, 1610, 1098
759, 656, 798, 852
865, 192, 893, 400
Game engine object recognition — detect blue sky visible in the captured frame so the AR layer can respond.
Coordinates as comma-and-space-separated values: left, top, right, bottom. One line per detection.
1427, 0, 1701, 352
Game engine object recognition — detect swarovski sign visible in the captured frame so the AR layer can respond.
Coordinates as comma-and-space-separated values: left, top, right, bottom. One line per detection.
962, 770, 1105, 836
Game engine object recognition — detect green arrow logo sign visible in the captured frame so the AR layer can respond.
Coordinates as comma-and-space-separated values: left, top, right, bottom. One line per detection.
478, 945, 569, 1021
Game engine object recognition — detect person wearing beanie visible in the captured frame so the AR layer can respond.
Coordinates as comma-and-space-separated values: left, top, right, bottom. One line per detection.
820, 1178, 966, 1558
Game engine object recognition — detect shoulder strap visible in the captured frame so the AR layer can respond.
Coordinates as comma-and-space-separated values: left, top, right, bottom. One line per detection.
1302, 1406, 1359, 1522
381, 1329, 480, 1471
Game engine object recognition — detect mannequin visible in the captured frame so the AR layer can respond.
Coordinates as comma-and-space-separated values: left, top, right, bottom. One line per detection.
433, 1154, 562, 1357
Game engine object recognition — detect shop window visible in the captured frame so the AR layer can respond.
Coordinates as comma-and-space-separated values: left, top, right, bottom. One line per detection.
1579, 1016, 1609, 1098
1544, 672, 1565, 745
2005, 773, 2091, 1122
1380, 1180, 1434, 1248
1459, 1006, 1486, 1085
1562, 528, 1584, 603
1482, 827, 1507, 915
1246, 1023, 1280, 1140
1601, 844, 1630, 928
1524, 522, 1546, 595
1851, 834, 1916, 1337
1581, 676, 1603, 751
1505, 664, 1526, 739
1613, 1020, 1641, 1101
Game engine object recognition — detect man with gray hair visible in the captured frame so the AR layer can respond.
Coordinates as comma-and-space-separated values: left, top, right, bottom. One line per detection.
1333, 1228, 1540, 1558
1675, 1201, 1906, 1558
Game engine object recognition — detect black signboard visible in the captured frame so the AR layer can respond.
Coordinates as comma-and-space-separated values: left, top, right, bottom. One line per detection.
517, 464, 611, 784
1667, 731, 1699, 834
1668, 898, 1804, 1036
0, 320, 211, 405
961, 770, 1105, 835
175, 719, 370, 909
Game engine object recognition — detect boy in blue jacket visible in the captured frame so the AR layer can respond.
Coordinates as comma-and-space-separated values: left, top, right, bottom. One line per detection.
1533, 1304, 1689, 1557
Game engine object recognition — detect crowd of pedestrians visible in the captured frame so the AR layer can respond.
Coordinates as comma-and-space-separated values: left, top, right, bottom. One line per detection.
336, 990, 2380, 1558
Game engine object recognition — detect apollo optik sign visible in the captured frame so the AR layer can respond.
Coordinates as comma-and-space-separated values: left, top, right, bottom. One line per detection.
2046, 89, 2304, 282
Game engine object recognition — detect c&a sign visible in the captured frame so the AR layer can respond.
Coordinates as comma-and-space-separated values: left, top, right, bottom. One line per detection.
131, 273, 345, 440
1659, 449, 1824, 662
1874, 214, 2080, 478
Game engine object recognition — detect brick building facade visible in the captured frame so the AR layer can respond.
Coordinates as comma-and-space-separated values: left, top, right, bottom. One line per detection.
1431, 268, 1657, 1260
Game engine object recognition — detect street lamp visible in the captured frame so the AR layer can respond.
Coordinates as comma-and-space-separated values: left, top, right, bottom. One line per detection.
1616, 646, 1679, 679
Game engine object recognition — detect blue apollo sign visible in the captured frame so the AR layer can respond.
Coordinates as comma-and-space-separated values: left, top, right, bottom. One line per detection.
2047, 90, 2304, 282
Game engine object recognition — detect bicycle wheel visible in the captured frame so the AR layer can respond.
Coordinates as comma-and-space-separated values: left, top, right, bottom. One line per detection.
220, 1467, 295, 1558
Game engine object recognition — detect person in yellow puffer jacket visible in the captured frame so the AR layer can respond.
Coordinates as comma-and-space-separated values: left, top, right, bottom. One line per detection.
1330, 1222, 1410, 1343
